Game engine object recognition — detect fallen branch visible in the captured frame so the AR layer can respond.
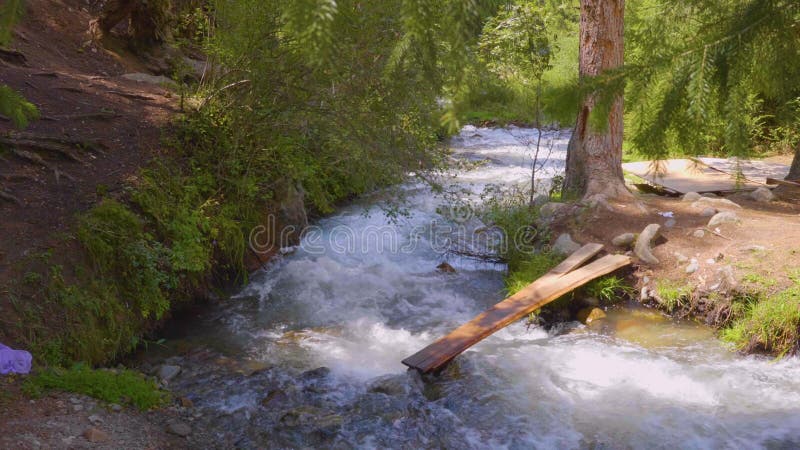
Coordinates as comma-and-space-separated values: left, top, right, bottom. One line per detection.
703, 227, 733, 241
107, 90, 156, 101
0, 137, 87, 163
199, 79, 251, 109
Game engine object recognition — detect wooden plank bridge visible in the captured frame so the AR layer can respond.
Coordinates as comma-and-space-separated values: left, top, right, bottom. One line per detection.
402, 244, 631, 373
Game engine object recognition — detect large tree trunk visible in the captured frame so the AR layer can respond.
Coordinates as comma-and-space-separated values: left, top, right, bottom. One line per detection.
787, 146, 800, 181
563, 0, 632, 203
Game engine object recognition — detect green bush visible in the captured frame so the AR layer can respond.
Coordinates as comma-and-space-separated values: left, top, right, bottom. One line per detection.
722, 284, 800, 356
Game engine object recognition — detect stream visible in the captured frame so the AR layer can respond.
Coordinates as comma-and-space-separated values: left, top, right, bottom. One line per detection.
146, 127, 800, 449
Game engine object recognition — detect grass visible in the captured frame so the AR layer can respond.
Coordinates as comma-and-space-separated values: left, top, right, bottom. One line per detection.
655, 279, 693, 313
23, 363, 167, 410
505, 251, 563, 295
585, 275, 634, 304
722, 283, 800, 356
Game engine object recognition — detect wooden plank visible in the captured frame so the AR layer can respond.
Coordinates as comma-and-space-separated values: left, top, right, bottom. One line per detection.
696, 157, 790, 185
622, 159, 761, 194
402, 251, 630, 373
766, 177, 800, 188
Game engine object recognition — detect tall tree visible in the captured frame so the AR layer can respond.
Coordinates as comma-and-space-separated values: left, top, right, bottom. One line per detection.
563, 0, 631, 202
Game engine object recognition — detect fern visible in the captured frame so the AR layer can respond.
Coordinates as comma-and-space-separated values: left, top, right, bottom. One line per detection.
0, 85, 38, 128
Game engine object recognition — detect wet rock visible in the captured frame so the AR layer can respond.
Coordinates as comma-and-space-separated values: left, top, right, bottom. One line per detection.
553, 233, 581, 255
167, 421, 192, 437
367, 375, 409, 397
686, 259, 699, 274
82, 427, 109, 443
158, 365, 181, 382
577, 307, 606, 324
179, 397, 194, 408
708, 211, 739, 228
300, 367, 331, 381
692, 229, 705, 238
749, 187, 774, 203
437, 262, 456, 273
261, 389, 289, 407
581, 296, 600, 307
611, 233, 636, 247
682, 192, 702, 202
634, 224, 661, 265
280, 406, 343, 430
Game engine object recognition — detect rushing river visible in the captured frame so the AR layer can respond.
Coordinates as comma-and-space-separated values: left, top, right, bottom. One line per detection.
150, 127, 800, 449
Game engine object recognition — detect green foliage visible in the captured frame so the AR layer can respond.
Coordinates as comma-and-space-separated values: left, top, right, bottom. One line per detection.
0, 84, 38, 129
585, 276, 634, 303
655, 279, 692, 312
505, 251, 563, 295
723, 277, 800, 356
23, 364, 167, 410
0, 0, 24, 46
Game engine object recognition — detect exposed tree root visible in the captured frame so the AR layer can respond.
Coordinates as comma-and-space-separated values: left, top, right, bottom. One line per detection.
107, 90, 156, 101
10, 149, 76, 182
0, 48, 27, 66
0, 188, 21, 205
1, 137, 87, 164
1, 132, 108, 156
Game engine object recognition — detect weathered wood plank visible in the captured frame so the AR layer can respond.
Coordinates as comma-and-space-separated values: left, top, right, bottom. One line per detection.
402, 249, 630, 373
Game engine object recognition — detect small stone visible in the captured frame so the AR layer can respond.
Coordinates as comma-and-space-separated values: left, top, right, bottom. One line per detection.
674, 252, 689, 264
682, 192, 702, 202
69, 397, 81, 405
179, 397, 194, 408
158, 365, 181, 383
436, 262, 456, 273
82, 427, 109, 443
700, 207, 717, 217
634, 224, 661, 265
167, 421, 192, 437
72, 404, 83, 412
664, 218, 677, 228
110, 404, 122, 412
749, 187, 774, 203
577, 307, 607, 324
88, 414, 103, 424
552, 233, 581, 255
705, 259, 716, 264
692, 229, 705, 238
685, 259, 699, 274
611, 233, 636, 247
708, 211, 739, 228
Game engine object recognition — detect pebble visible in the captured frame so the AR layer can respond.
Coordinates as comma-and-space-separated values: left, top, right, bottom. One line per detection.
158, 365, 182, 383
686, 259, 699, 274
82, 427, 109, 443
110, 404, 122, 412
692, 229, 705, 238
88, 414, 103, 425
664, 218, 677, 228
674, 252, 689, 264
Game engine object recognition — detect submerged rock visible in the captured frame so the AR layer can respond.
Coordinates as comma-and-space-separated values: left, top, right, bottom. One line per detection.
634, 224, 661, 265
368, 375, 409, 397
437, 262, 456, 273
577, 307, 606, 324
553, 233, 581, 255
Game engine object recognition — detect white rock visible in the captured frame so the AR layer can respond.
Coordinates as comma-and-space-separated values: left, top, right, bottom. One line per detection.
686, 259, 699, 274
692, 229, 705, 238
158, 365, 181, 382
749, 187, 774, 202
692, 197, 741, 210
700, 207, 717, 217
634, 224, 661, 265
674, 252, 689, 264
708, 211, 739, 228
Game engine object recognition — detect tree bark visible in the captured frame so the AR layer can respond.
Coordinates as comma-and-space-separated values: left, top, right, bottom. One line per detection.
787, 146, 800, 181
563, 0, 632, 202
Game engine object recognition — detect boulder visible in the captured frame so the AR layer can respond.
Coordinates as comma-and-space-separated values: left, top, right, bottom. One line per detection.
539, 202, 567, 220
691, 197, 741, 210
577, 307, 606, 324
634, 224, 661, 265
749, 187, 774, 203
611, 233, 636, 247
682, 191, 702, 202
708, 211, 739, 228
552, 233, 581, 255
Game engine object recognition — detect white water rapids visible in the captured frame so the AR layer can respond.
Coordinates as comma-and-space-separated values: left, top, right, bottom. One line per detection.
155, 127, 800, 449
